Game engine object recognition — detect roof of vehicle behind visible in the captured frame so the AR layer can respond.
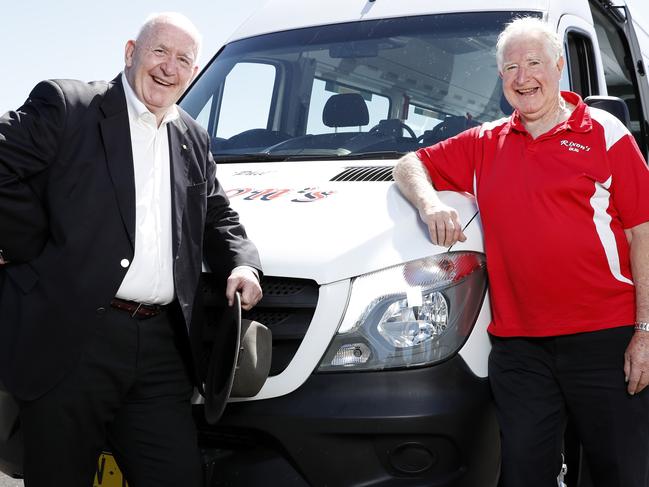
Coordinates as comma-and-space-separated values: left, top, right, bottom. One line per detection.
228, 0, 552, 43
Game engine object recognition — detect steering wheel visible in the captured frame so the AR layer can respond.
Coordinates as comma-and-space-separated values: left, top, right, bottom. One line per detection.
369, 119, 417, 139
417, 115, 479, 146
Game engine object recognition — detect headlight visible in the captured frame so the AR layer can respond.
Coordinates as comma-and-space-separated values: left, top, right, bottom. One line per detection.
318, 251, 487, 372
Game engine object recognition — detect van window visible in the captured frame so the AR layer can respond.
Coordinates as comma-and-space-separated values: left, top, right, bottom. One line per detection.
181, 11, 538, 161
407, 104, 444, 136
564, 30, 598, 97
306, 79, 390, 134
216, 62, 277, 139
195, 95, 213, 129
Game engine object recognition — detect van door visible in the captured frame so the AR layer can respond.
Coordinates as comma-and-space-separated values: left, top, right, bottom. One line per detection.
557, 14, 602, 99
589, 0, 649, 157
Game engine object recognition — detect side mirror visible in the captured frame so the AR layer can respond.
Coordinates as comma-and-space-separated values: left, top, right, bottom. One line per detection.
584, 95, 630, 128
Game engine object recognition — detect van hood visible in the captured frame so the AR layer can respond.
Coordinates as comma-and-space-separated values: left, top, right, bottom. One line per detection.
217, 160, 480, 284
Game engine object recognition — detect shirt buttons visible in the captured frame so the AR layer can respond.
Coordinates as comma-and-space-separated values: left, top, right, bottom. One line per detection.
120, 259, 130, 268
96, 307, 106, 315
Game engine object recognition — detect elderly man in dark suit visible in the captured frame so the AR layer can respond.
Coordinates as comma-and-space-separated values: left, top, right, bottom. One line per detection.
0, 12, 262, 487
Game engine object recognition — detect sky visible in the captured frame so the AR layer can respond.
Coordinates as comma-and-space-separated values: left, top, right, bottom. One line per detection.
0, 0, 265, 114
2, 0, 649, 115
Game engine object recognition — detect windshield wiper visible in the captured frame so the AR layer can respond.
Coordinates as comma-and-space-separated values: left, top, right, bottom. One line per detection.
285, 150, 406, 161
212, 153, 290, 163
213, 150, 407, 163
335, 151, 407, 160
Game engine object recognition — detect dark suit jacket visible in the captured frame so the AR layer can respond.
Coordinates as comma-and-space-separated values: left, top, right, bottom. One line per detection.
0, 76, 261, 400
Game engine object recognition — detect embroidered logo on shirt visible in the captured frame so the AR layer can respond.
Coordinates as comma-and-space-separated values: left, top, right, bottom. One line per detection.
560, 140, 591, 152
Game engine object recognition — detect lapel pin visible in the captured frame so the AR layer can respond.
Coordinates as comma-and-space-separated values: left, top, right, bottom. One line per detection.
182, 144, 188, 150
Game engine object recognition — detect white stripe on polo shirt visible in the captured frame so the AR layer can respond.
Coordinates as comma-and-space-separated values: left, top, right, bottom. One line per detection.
590, 175, 633, 285
588, 107, 635, 285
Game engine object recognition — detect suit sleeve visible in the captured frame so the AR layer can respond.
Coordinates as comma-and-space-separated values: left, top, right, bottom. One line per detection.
0, 81, 65, 262
202, 136, 262, 280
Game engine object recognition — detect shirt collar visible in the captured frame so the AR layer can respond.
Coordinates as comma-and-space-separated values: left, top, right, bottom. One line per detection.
121, 72, 179, 126
506, 91, 592, 135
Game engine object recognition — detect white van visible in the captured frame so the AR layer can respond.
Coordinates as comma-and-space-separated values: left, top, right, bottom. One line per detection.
2, 0, 649, 486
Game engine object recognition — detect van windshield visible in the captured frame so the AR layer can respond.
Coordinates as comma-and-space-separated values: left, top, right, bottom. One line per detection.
181, 11, 534, 162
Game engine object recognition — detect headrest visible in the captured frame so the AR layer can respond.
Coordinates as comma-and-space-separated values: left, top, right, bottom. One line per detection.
322, 93, 369, 128
585, 95, 631, 127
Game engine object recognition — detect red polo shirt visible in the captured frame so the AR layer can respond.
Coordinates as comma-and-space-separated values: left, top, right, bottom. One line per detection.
416, 92, 649, 337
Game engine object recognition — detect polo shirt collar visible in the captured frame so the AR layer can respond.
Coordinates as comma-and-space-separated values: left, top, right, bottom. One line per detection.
506, 91, 592, 135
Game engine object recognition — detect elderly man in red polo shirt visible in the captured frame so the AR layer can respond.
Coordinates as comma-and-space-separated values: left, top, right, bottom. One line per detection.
394, 16, 649, 487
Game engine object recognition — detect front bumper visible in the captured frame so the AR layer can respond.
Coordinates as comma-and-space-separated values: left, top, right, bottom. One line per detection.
197, 354, 500, 487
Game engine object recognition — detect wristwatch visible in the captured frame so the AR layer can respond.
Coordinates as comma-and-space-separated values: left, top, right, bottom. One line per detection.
634, 322, 649, 332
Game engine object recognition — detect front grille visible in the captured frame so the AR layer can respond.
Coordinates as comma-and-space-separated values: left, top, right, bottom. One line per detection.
330, 166, 394, 182
201, 275, 319, 376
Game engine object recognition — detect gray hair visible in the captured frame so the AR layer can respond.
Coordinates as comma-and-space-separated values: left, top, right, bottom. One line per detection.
137, 12, 203, 63
496, 17, 563, 71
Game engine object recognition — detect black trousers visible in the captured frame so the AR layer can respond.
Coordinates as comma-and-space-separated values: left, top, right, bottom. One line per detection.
489, 326, 649, 487
19, 306, 203, 487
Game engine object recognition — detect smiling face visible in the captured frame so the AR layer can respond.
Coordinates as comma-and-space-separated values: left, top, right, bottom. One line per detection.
124, 20, 199, 122
500, 34, 564, 125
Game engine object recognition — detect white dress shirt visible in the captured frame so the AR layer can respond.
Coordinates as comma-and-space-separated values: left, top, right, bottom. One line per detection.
115, 73, 177, 305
